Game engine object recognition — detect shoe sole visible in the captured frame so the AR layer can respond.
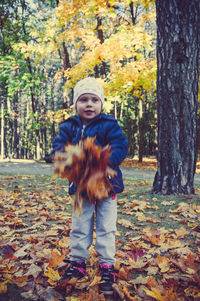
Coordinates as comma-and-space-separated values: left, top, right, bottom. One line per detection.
99, 289, 114, 296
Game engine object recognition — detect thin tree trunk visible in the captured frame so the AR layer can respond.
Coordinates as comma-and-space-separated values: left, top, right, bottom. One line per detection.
62, 42, 71, 108
138, 98, 144, 163
120, 102, 124, 119
1, 101, 4, 159
114, 100, 117, 119
96, 14, 106, 77
13, 94, 20, 158
36, 130, 41, 160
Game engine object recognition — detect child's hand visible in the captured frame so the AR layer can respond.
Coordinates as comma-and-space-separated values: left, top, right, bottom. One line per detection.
106, 166, 117, 179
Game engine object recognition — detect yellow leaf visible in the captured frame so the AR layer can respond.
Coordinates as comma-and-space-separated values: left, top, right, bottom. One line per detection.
185, 267, 197, 275
185, 286, 200, 297
89, 275, 101, 287
14, 244, 32, 258
118, 219, 134, 229
0, 281, 7, 294
157, 255, 170, 273
129, 275, 148, 285
174, 226, 189, 238
44, 267, 60, 286
122, 286, 137, 300
147, 266, 159, 275
24, 264, 42, 278
128, 257, 148, 269
144, 287, 165, 301
145, 286, 179, 301
136, 212, 146, 221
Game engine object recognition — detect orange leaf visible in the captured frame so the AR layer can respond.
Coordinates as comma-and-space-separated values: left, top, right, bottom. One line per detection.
48, 250, 65, 268
118, 266, 130, 280
147, 276, 158, 288
54, 137, 115, 215
122, 286, 137, 300
142, 227, 165, 245
171, 253, 199, 274
13, 276, 28, 287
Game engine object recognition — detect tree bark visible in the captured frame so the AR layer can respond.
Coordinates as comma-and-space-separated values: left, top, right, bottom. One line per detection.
13, 94, 20, 159
96, 14, 106, 77
152, 0, 200, 194
62, 42, 71, 108
138, 98, 144, 163
1, 101, 4, 159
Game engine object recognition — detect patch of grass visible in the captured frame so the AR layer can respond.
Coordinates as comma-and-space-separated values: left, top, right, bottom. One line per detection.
1, 174, 200, 248
117, 178, 200, 253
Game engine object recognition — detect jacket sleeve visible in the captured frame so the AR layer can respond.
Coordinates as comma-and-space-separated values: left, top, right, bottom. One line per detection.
51, 121, 73, 156
105, 120, 128, 168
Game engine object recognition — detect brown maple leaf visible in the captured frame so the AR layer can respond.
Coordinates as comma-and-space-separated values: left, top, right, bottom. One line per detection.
54, 137, 116, 215
171, 253, 199, 274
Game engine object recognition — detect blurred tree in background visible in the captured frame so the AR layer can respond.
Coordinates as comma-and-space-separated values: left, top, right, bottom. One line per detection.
1, 0, 156, 160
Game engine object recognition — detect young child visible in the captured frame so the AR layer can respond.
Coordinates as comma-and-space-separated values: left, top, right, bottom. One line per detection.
52, 77, 128, 295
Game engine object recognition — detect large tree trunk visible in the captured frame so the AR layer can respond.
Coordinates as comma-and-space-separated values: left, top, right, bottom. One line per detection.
152, 0, 200, 194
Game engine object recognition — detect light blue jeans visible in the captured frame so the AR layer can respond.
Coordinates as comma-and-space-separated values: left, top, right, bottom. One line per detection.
70, 195, 117, 265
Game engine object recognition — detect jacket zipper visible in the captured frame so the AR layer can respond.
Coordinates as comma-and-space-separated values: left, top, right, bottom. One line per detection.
81, 125, 86, 139
81, 128, 84, 139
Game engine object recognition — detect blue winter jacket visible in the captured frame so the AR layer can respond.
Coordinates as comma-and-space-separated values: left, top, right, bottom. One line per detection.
51, 113, 128, 195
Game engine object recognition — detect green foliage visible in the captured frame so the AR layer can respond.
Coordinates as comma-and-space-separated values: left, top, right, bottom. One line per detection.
0, 109, 12, 120
0, 54, 44, 99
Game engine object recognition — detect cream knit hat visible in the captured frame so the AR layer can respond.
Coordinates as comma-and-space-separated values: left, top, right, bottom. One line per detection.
73, 77, 104, 106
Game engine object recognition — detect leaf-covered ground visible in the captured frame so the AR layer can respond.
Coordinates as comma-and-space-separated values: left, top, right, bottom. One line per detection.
0, 172, 200, 300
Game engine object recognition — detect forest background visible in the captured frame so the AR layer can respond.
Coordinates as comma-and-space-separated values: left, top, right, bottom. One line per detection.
0, 0, 199, 161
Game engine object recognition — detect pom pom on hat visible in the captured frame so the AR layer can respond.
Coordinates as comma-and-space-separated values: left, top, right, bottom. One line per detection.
73, 77, 104, 106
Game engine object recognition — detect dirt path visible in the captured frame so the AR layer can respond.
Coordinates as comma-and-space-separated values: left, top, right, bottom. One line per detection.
1, 159, 200, 184
0, 160, 54, 176
0, 159, 154, 179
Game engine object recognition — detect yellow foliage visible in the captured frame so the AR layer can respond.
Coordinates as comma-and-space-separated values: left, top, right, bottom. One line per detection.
42, 106, 75, 123
16, 0, 156, 103
144, 286, 178, 301
0, 281, 8, 294
44, 267, 61, 286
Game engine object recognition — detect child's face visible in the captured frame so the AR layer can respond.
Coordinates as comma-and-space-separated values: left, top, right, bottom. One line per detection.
76, 93, 102, 124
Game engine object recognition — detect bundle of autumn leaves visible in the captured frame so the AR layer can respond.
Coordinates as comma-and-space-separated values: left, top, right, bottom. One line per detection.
54, 137, 116, 215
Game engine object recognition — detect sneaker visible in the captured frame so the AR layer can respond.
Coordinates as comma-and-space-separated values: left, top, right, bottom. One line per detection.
57, 260, 86, 287
99, 263, 116, 295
